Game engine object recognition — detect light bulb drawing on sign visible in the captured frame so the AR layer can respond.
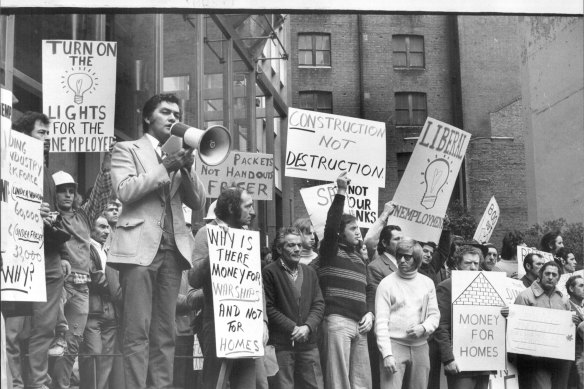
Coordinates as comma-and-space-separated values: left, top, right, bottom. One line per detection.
61, 67, 98, 104
420, 157, 451, 210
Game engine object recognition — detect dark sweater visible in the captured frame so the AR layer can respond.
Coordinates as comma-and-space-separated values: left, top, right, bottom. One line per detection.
263, 261, 324, 351
319, 194, 371, 322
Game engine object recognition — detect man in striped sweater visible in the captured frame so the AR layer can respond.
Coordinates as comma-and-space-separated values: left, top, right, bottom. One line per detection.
319, 172, 374, 389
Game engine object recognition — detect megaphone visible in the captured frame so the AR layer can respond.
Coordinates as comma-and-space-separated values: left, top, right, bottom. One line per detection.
170, 123, 232, 166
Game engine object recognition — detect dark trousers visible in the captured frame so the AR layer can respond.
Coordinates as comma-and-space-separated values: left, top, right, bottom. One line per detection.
120, 249, 182, 389
173, 335, 194, 389
367, 330, 380, 389
272, 348, 324, 389
427, 337, 442, 389
516, 354, 570, 389
79, 312, 118, 389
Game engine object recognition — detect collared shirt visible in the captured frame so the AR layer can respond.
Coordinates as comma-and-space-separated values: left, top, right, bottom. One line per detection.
383, 251, 398, 270
90, 238, 108, 271
514, 280, 570, 311
145, 133, 162, 157
570, 299, 584, 320
280, 259, 299, 281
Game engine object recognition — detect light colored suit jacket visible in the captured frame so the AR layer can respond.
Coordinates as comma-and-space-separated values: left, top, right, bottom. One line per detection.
107, 135, 206, 269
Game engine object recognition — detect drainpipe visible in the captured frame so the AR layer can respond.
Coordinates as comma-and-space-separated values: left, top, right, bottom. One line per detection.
357, 15, 365, 119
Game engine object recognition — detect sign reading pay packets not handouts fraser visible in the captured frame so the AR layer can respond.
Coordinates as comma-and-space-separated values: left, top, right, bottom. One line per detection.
207, 225, 264, 358
285, 108, 386, 188
387, 117, 470, 244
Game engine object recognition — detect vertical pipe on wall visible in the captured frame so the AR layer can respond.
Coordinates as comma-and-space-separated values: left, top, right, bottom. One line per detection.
3, 15, 15, 90
155, 14, 164, 94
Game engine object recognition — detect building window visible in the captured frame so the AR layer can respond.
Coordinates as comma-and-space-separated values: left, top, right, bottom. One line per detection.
299, 91, 332, 113
397, 152, 412, 182
298, 33, 331, 67
395, 92, 427, 126
393, 35, 425, 69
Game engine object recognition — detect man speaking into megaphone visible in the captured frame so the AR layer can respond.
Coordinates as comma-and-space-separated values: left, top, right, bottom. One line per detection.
107, 93, 209, 389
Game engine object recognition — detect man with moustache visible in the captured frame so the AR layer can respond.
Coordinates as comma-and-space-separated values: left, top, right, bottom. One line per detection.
263, 226, 325, 389
189, 187, 269, 389
520, 253, 545, 288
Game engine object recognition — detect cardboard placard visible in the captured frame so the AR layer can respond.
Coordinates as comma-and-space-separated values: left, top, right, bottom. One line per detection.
207, 225, 264, 358
452, 271, 507, 371
473, 196, 499, 244
285, 108, 386, 187
43, 39, 117, 152
507, 304, 575, 360
502, 278, 526, 305
0, 131, 46, 301
300, 183, 378, 239
196, 151, 274, 200
1, 88, 13, 255
387, 117, 470, 244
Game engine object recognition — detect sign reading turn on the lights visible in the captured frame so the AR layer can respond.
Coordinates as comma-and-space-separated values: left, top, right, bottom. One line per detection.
42, 39, 117, 153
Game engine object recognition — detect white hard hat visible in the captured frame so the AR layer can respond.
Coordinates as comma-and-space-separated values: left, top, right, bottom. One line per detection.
52, 171, 77, 187
203, 200, 217, 221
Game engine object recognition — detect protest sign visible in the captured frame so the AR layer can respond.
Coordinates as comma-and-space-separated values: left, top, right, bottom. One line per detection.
387, 117, 470, 244
502, 278, 526, 305
452, 271, 507, 371
299, 183, 378, 239
196, 151, 274, 200
473, 196, 499, 243
516, 246, 554, 278
285, 108, 386, 187
489, 364, 519, 389
43, 39, 117, 152
0, 131, 46, 302
507, 304, 575, 360
207, 225, 264, 358
1, 88, 13, 255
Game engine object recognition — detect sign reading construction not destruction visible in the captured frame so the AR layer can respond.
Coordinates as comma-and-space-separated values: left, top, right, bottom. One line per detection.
285, 108, 386, 187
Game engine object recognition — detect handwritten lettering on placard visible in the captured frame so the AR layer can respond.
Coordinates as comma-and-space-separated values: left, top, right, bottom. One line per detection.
43, 40, 117, 152
1, 131, 46, 302
207, 225, 264, 358
197, 151, 274, 200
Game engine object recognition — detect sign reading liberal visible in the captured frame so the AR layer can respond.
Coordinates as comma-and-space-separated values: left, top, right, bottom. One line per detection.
300, 183, 378, 239
473, 196, 499, 244
196, 151, 274, 200
285, 108, 386, 187
207, 225, 264, 358
1, 131, 46, 302
387, 117, 470, 244
451, 271, 507, 371
43, 40, 117, 152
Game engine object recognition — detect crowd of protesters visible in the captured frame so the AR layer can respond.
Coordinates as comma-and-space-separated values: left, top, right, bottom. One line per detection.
2, 95, 582, 389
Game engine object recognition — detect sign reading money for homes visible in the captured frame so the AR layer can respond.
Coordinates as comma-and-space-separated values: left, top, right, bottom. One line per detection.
300, 183, 378, 239
387, 117, 470, 244
451, 271, 507, 371
207, 225, 264, 358
196, 151, 274, 200
43, 40, 117, 152
285, 108, 386, 187
1, 130, 46, 302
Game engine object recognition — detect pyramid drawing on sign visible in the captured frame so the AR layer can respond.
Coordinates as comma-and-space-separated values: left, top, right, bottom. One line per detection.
453, 273, 506, 307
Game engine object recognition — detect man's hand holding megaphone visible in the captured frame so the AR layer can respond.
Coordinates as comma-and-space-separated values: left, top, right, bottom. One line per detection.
162, 147, 195, 173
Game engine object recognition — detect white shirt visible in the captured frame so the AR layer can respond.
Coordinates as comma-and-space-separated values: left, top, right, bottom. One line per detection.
383, 252, 398, 269
145, 133, 162, 157
90, 238, 108, 272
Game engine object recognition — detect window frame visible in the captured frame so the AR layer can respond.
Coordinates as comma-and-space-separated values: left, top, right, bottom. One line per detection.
394, 92, 427, 127
392, 34, 425, 69
298, 33, 331, 68
299, 90, 333, 113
